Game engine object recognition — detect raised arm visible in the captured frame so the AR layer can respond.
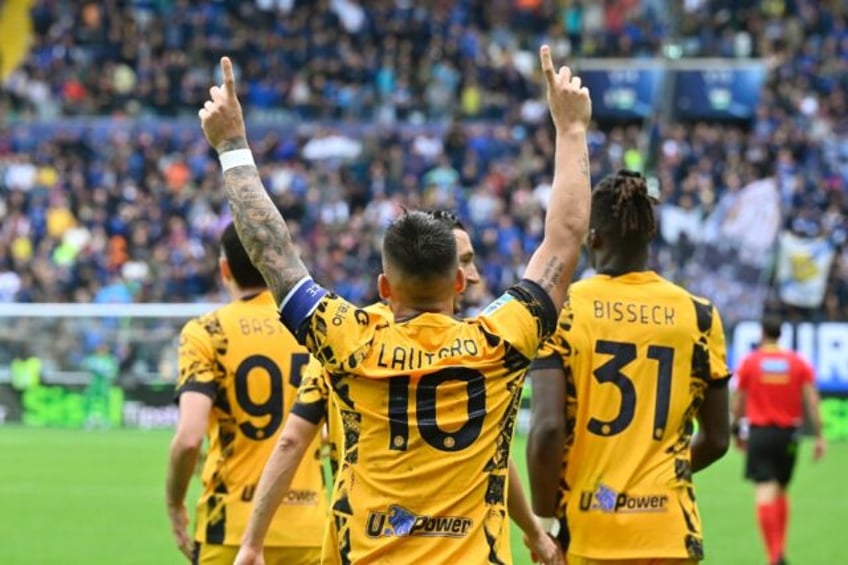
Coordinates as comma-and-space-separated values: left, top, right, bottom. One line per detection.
199, 57, 308, 305
523, 46, 592, 309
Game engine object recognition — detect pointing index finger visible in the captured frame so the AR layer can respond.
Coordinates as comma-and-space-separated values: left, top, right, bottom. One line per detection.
221, 56, 236, 98
539, 45, 555, 88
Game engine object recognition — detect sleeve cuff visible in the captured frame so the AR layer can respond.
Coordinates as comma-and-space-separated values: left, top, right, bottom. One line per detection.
174, 381, 217, 404
508, 279, 558, 339
278, 278, 328, 342
530, 355, 564, 372
291, 400, 326, 425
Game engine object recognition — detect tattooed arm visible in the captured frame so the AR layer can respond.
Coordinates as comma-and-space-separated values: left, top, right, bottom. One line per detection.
523, 46, 592, 310
217, 136, 307, 304
199, 57, 308, 304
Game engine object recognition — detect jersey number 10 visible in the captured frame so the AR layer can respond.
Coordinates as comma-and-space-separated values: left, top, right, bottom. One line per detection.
387, 367, 486, 453
589, 339, 674, 440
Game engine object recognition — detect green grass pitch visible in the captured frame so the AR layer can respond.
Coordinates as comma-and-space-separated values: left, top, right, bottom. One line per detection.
0, 427, 842, 564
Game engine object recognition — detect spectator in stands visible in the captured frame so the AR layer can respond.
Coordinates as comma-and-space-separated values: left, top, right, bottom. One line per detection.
0, 0, 845, 328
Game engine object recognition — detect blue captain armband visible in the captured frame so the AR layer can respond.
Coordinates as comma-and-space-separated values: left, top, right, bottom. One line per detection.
278, 277, 328, 342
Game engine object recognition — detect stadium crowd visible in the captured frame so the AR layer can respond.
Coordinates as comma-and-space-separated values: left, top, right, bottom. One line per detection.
7, 0, 672, 119
0, 0, 846, 325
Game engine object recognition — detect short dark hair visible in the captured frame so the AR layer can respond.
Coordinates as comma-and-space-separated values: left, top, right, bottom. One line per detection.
590, 170, 657, 251
221, 223, 266, 289
383, 210, 458, 280
761, 313, 783, 340
426, 209, 467, 232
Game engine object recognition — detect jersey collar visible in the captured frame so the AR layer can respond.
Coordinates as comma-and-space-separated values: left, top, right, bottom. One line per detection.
595, 270, 661, 284
395, 312, 460, 325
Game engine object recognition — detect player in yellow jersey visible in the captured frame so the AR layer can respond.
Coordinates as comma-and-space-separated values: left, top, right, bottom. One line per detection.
301, 211, 479, 481
527, 171, 731, 565
235, 210, 562, 565
199, 47, 591, 564
166, 223, 327, 564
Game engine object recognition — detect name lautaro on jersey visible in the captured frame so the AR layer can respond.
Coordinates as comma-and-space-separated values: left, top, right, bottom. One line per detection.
366, 505, 473, 538
375, 338, 480, 372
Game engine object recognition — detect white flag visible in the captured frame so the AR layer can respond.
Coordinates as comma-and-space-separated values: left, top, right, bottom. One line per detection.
777, 231, 836, 308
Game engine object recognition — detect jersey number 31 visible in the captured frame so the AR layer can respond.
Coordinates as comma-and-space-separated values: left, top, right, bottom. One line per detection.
589, 339, 674, 440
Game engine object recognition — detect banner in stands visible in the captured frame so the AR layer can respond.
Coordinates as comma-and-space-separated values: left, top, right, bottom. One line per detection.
732, 320, 848, 441
1, 324, 846, 440
672, 63, 767, 120
578, 65, 666, 120
732, 321, 848, 393
776, 231, 837, 308
0, 383, 176, 429
683, 178, 781, 327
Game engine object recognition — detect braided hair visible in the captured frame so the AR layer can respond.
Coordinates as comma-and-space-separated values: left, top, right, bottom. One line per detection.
589, 170, 657, 249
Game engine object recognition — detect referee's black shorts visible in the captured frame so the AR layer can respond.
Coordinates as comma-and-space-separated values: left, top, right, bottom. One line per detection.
745, 425, 801, 486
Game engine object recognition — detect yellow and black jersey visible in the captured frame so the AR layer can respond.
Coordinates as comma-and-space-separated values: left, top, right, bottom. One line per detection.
292, 302, 393, 481
176, 290, 327, 548
279, 278, 557, 564
533, 271, 730, 561
291, 356, 335, 468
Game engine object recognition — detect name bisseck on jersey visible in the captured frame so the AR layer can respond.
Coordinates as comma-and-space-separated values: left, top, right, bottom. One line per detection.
593, 300, 676, 326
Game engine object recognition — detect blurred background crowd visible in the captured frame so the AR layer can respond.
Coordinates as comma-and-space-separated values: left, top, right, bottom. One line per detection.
0, 0, 846, 332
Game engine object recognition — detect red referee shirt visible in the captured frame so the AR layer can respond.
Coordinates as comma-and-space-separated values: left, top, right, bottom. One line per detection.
736, 344, 815, 428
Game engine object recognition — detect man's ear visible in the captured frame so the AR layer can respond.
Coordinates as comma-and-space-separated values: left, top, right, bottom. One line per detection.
454, 267, 466, 295
219, 257, 232, 284
378, 273, 391, 301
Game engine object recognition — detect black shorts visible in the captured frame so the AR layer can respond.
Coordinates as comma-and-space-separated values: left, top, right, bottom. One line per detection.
745, 425, 800, 486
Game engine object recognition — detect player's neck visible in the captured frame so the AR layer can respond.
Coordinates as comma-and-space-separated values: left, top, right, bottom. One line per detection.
595, 253, 648, 276
387, 277, 458, 319
391, 299, 456, 320
233, 286, 268, 300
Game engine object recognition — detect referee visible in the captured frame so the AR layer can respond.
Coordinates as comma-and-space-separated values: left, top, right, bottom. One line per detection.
732, 313, 826, 565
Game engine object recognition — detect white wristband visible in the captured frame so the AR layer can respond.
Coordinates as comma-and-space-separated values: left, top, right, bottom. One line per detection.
537, 516, 560, 537
219, 149, 255, 172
